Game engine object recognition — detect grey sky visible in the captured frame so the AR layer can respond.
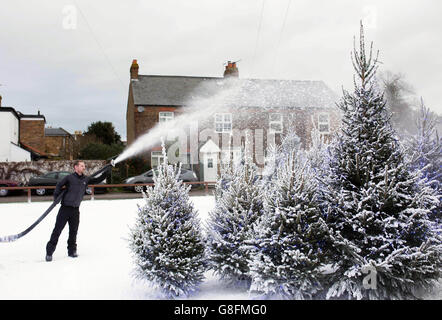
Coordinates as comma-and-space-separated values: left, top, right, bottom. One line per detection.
0, 0, 441, 140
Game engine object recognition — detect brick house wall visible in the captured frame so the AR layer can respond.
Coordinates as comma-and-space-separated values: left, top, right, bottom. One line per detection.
19, 118, 45, 154
44, 135, 74, 160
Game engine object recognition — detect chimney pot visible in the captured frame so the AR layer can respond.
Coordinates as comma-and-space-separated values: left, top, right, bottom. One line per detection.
130, 59, 139, 80
223, 60, 239, 78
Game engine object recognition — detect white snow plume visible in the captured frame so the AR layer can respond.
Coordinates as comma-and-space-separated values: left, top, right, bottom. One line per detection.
114, 78, 243, 164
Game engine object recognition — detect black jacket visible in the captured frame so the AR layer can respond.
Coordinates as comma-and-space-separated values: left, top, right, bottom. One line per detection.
54, 168, 110, 207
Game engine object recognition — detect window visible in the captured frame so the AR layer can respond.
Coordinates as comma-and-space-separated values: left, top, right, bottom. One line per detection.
269, 113, 283, 133
215, 113, 232, 133
151, 151, 165, 168
207, 158, 213, 168
159, 112, 174, 123
318, 113, 330, 134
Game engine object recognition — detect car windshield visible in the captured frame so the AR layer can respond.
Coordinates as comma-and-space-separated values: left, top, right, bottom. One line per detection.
145, 170, 159, 177
44, 173, 58, 179
59, 172, 70, 178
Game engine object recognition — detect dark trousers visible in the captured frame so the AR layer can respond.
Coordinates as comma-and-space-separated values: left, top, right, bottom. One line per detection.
46, 205, 80, 255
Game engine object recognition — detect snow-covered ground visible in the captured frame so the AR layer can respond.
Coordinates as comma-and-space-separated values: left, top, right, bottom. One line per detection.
0, 196, 440, 300
0, 196, 250, 300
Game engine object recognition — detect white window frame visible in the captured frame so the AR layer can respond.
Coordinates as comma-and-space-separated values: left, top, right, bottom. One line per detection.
214, 113, 232, 133
159, 112, 174, 123
318, 112, 330, 134
151, 151, 164, 168
269, 113, 283, 133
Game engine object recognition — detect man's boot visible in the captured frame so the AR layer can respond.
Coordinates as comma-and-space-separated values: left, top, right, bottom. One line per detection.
68, 251, 78, 258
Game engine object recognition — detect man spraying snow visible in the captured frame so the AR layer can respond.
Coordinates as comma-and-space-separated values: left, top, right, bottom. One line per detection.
45, 160, 111, 262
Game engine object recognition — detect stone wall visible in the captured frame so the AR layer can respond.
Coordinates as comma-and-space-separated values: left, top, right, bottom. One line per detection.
0, 160, 106, 185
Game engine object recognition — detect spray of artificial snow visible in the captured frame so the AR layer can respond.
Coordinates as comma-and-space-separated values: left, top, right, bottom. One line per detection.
114, 78, 243, 164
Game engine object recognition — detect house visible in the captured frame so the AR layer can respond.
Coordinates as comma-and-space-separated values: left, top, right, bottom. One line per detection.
0, 94, 49, 161
126, 60, 341, 181
0, 97, 31, 162
44, 127, 75, 160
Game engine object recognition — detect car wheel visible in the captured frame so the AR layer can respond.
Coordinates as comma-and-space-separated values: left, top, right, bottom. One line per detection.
0, 187, 8, 197
36, 188, 46, 196
134, 184, 144, 193
85, 187, 92, 195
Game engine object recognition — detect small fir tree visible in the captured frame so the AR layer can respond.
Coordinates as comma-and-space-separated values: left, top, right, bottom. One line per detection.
249, 151, 331, 299
206, 147, 265, 288
129, 143, 206, 298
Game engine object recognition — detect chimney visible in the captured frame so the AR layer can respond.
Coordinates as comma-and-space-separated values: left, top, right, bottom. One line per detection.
130, 59, 139, 80
223, 61, 239, 78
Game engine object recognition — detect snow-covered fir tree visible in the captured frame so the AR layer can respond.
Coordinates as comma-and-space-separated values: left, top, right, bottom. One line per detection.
262, 131, 301, 181
303, 126, 333, 177
407, 99, 441, 225
213, 155, 235, 202
249, 151, 331, 299
323, 23, 441, 300
206, 145, 265, 288
129, 143, 206, 298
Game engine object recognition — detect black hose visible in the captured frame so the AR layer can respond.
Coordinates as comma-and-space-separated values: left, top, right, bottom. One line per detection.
89, 163, 113, 178
0, 190, 66, 243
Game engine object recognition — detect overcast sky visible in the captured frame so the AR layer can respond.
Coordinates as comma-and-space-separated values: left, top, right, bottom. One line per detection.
0, 0, 441, 140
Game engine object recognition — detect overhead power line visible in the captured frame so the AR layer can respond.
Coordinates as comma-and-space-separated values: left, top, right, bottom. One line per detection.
251, 0, 266, 77
272, 0, 292, 76
72, 0, 126, 91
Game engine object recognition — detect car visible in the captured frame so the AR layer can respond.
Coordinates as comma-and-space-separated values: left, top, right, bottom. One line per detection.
0, 179, 24, 197
27, 171, 107, 196
124, 168, 199, 192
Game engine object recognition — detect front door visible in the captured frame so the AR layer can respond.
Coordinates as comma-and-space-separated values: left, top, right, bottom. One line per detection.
203, 152, 218, 183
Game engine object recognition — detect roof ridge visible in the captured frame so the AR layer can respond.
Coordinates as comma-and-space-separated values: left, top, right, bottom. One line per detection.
138, 74, 325, 83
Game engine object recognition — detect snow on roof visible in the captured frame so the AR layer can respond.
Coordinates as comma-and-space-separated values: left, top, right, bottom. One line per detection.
132, 75, 338, 109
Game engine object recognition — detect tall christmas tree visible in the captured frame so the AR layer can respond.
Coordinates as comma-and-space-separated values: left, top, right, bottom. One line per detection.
206, 147, 264, 288
129, 143, 206, 298
249, 151, 331, 299
323, 22, 441, 300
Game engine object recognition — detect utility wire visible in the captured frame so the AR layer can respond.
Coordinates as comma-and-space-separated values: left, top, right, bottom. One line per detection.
72, 0, 126, 91
251, 0, 266, 78
271, 0, 292, 77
